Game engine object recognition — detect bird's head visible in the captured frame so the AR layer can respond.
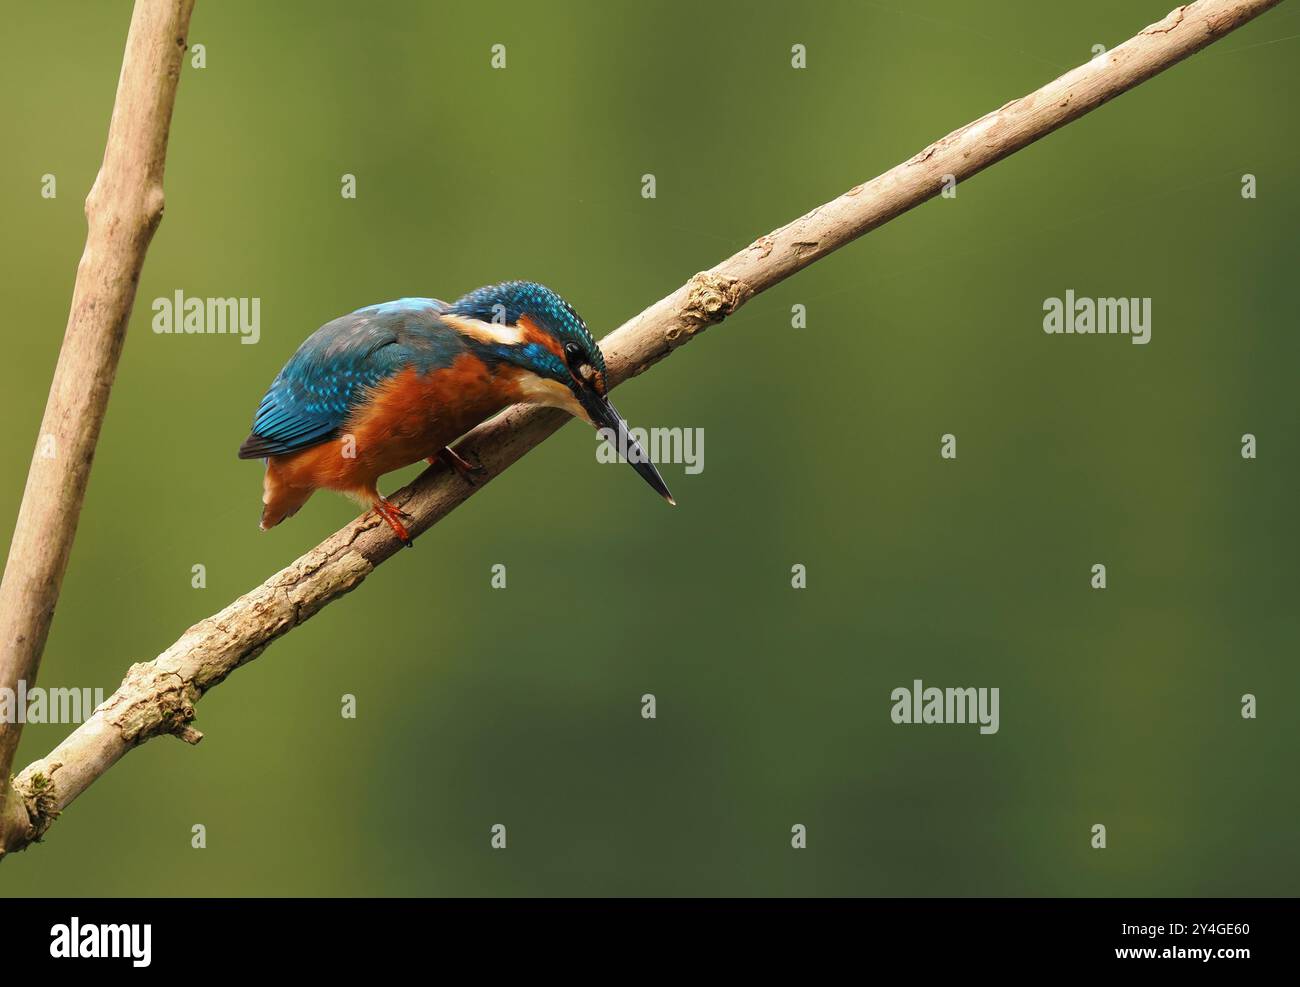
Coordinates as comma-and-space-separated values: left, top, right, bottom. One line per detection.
444, 281, 675, 505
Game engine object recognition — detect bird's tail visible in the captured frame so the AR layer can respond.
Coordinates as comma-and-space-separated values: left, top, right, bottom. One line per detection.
259, 463, 312, 531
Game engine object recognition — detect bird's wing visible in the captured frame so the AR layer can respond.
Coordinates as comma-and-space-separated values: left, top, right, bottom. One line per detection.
237, 298, 455, 459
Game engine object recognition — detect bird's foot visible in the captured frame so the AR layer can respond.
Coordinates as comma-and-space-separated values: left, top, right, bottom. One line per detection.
430, 446, 488, 486
372, 497, 414, 548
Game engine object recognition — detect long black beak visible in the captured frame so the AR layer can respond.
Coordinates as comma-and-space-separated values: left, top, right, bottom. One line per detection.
583, 392, 676, 506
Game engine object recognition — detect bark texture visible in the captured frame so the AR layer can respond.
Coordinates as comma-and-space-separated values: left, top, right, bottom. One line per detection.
0, 0, 196, 854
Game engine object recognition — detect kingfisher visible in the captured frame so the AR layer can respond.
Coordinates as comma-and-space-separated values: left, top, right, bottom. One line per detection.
238, 281, 674, 546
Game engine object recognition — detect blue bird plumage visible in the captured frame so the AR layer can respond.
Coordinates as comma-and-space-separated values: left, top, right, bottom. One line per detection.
239, 284, 606, 460
447, 281, 605, 374
239, 281, 675, 544
239, 297, 463, 458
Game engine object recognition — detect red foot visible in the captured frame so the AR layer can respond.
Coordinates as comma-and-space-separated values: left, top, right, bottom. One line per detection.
373, 497, 413, 547
428, 446, 487, 485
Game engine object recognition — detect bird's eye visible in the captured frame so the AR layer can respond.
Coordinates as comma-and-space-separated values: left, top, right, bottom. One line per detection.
564, 341, 588, 371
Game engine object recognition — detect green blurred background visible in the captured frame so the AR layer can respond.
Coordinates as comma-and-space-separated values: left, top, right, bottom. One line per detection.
2, 0, 1297, 896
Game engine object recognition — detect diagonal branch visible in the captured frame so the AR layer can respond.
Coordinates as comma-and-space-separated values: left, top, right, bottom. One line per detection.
0, 0, 1282, 856
0, 0, 195, 853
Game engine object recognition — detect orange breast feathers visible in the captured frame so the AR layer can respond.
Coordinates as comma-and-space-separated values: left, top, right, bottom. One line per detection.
267, 354, 527, 497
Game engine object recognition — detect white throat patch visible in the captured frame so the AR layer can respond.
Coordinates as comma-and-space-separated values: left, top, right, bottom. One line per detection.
513, 370, 587, 422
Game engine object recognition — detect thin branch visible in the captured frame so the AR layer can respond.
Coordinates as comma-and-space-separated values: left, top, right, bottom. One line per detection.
0, 0, 195, 851
1, 0, 1282, 856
